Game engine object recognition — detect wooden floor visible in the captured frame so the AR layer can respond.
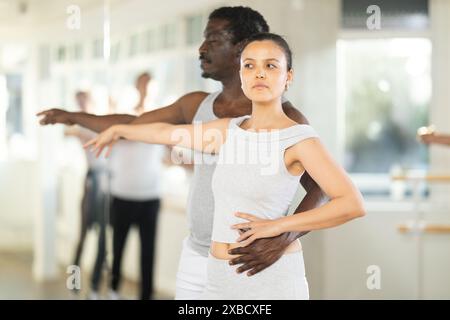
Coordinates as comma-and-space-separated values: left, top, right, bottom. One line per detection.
0, 250, 172, 300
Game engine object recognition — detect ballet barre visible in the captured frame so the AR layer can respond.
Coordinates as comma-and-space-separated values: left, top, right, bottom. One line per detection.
390, 173, 450, 299
397, 223, 450, 234
391, 174, 450, 182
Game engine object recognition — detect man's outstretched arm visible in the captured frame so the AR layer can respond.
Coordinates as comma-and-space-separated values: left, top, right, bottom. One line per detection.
37, 91, 208, 132
37, 109, 136, 133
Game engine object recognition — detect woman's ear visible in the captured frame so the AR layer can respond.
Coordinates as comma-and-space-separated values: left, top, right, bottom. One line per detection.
287, 68, 294, 84
285, 69, 294, 91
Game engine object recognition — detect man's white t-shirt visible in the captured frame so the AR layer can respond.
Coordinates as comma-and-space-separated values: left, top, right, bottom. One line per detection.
108, 140, 164, 201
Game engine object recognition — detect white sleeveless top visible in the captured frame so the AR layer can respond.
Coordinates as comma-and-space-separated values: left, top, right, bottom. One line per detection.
211, 115, 319, 243
187, 90, 291, 256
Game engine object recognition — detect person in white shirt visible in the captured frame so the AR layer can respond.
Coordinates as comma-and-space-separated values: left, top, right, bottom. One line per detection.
107, 73, 164, 300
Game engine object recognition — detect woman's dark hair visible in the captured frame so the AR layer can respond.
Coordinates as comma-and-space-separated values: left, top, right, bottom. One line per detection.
240, 33, 293, 70
209, 6, 269, 44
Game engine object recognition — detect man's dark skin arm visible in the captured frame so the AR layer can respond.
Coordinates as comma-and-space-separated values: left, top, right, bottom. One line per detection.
228, 102, 328, 276
36, 92, 208, 132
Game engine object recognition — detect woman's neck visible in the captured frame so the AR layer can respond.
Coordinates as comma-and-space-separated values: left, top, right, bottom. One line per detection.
246, 98, 291, 130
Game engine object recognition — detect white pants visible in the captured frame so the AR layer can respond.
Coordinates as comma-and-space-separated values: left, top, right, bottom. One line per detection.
202, 251, 309, 300
175, 237, 208, 300
174, 237, 309, 300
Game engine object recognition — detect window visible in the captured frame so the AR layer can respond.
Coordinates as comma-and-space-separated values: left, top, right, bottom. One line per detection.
143, 29, 157, 53
5, 74, 23, 136
161, 23, 177, 49
73, 43, 83, 60
92, 38, 103, 59
338, 38, 431, 175
110, 41, 121, 63
56, 45, 66, 62
185, 14, 203, 45
129, 34, 138, 57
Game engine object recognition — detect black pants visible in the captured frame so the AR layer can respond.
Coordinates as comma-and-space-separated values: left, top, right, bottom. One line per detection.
73, 169, 107, 292
110, 196, 160, 300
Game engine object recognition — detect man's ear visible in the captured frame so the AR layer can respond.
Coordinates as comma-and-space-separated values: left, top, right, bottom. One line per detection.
234, 40, 245, 58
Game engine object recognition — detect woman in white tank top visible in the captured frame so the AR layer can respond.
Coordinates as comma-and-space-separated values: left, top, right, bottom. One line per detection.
85, 33, 366, 300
